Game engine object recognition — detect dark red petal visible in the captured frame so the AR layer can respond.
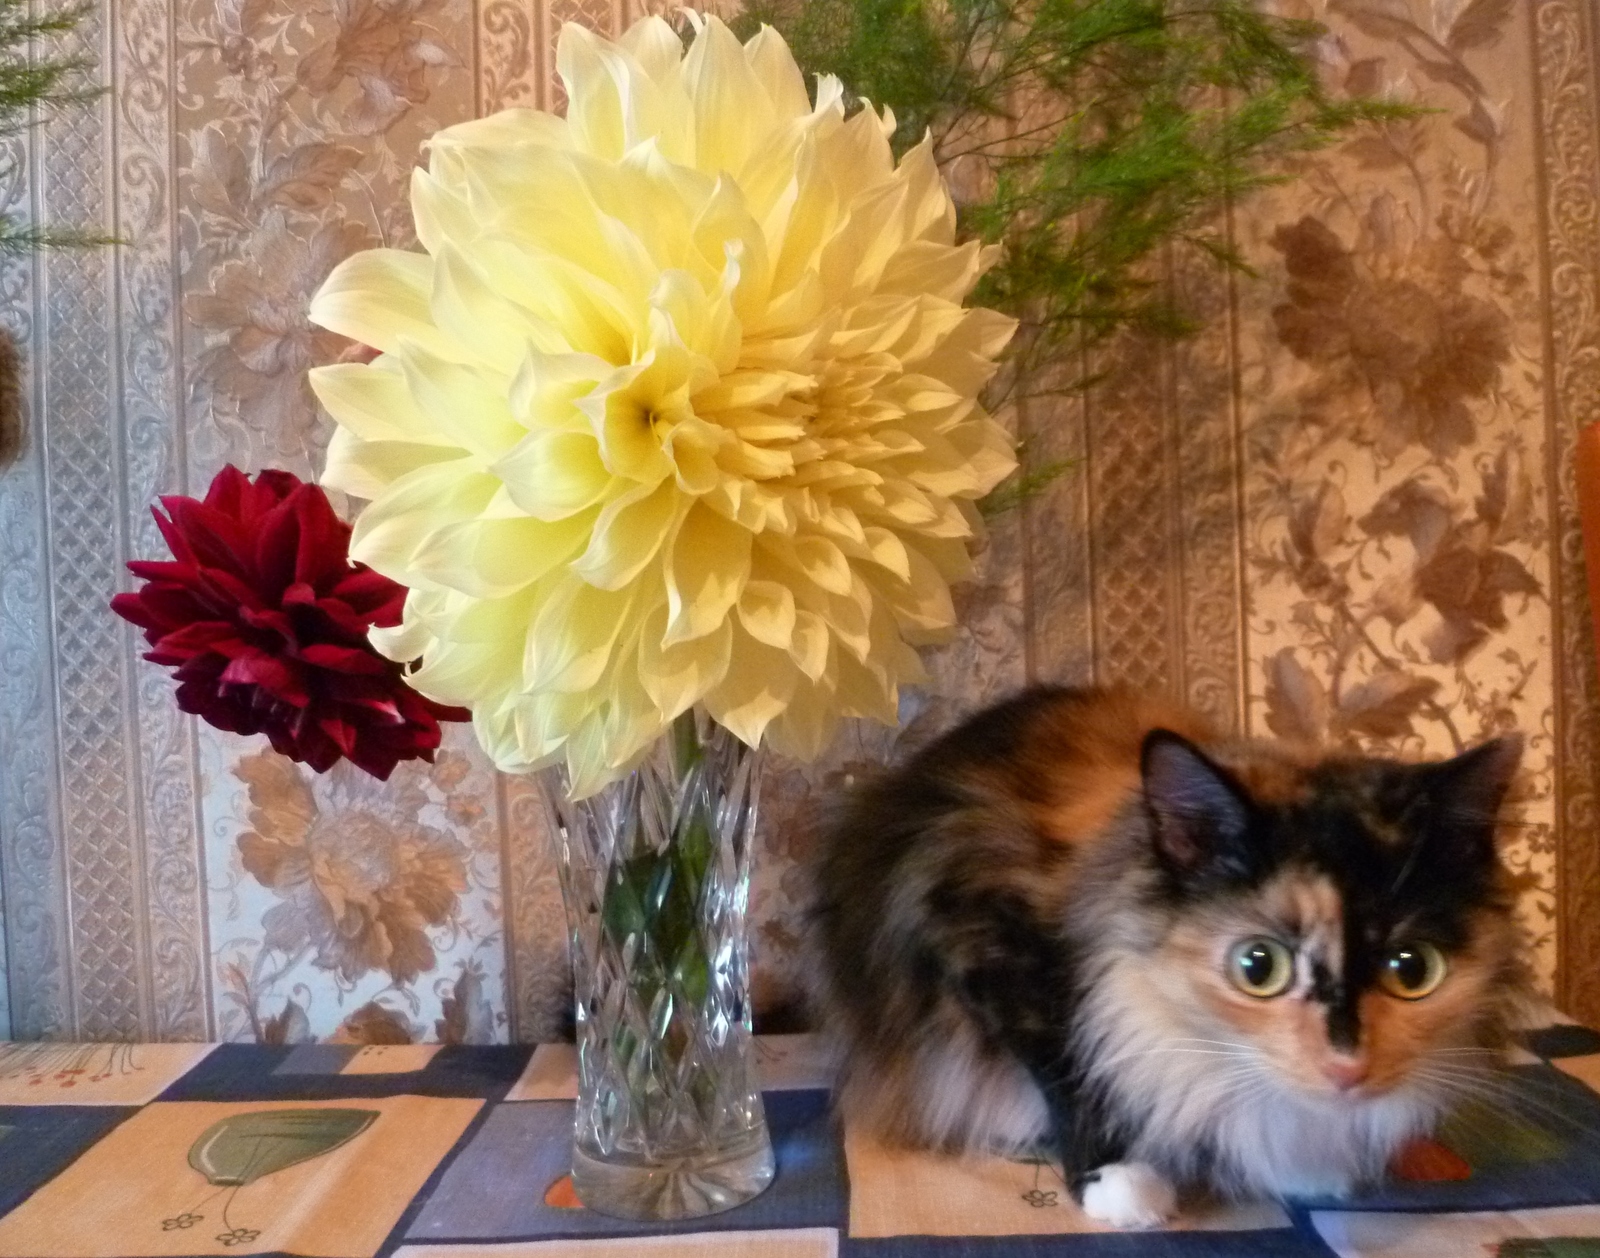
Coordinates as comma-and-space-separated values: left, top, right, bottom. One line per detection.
151, 505, 196, 566
318, 713, 359, 756
238, 605, 297, 643
154, 620, 243, 655
167, 497, 256, 581
111, 592, 158, 630
299, 643, 389, 675
196, 565, 268, 613
333, 567, 406, 619
138, 585, 214, 627
127, 559, 203, 587
221, 652, 309, 706
292, 484, 353, 589
252, 469, 305, 508
202, 464, 252, 516
254, 495, 303, 600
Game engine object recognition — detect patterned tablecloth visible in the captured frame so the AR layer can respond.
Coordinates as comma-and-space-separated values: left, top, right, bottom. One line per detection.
1, 1017, 1599, 1258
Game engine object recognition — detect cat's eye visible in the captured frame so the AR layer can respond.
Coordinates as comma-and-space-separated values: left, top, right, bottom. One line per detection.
1227, 937, 1295, 998
1378, 942, 1447, 999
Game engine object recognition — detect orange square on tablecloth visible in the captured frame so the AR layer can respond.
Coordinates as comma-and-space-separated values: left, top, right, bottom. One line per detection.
0, 1095, 479, 1258
0, 1043, 216, 1106
841, 1126, 1288, 1238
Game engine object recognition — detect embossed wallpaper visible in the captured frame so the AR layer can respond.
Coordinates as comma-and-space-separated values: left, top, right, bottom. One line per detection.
1, 0, 1598, 1045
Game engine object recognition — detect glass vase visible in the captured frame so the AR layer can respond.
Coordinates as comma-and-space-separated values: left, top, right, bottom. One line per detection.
541, 710, 775, 1221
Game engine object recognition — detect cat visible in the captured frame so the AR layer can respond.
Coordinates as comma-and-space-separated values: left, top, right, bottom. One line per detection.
809, 685, 1527, 1228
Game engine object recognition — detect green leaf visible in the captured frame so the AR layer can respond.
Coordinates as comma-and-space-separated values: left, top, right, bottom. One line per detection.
188, 1109, 379, 1187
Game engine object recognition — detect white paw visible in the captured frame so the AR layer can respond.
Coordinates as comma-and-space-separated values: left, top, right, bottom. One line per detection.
1079, 1162, 1178, 1229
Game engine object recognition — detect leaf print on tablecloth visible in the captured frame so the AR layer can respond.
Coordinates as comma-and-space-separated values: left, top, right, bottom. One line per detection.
162, 1108, 380, 1246
189, 1109, 378, 1186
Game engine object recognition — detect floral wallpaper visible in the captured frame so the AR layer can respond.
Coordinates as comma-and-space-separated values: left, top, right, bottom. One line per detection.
1, 0, 1598, 1046
1240, 0, 1563, 967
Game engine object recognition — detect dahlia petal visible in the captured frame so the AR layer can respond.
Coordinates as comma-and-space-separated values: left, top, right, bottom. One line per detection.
737, 579, 796, 649
618, 14, 684, 82
682, 17, 774, 182
202, 464, 253, 515
400, 336, 527, 458
431, 243, 555, 377
410, 165, 482, 259
321, 427, 467, 505
570, 479, 683, 590
309, 360, 460, 448
425, 107, 571, 168
126, 558, 200, 586
492, 428, 614, 521
558, 23, 631, 160
765, 680, 837, 762
703, 631, 795, 747
664, 504, 751, 645
870, 544, 956, 633
333, 567, 406, 617
410, 513, 590, 599
310, 249, 464, 360
788, 609, 831, 681
299, 643, 390, 675
319, 713, 359, 756
110, 590, 160, 631
638, 605, 732, 722
291, 484, 356, 588
743, 25, 810, 121
221, 651, 308, 706
348, 462, 502, 585
528, 577, 638, 694
165, 497, 256, 581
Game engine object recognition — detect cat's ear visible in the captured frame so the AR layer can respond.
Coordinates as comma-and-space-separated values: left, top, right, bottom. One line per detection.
1415, 734, 1523, 850
1141, 731, 1254, 876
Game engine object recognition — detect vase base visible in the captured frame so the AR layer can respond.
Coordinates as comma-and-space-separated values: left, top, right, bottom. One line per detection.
570, 1130, 777, 1221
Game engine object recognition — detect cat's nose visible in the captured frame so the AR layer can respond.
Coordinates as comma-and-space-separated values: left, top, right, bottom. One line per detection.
1322, 1056, 1369, 1091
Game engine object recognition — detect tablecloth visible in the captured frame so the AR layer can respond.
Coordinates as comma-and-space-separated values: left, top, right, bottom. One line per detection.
0, 1015, 1598, 1258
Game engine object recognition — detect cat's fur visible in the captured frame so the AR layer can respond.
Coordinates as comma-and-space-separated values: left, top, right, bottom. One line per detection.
809, 685, 1527, 1227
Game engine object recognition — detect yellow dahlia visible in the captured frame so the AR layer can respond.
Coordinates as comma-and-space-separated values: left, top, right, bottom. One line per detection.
308, 13, 1016, 797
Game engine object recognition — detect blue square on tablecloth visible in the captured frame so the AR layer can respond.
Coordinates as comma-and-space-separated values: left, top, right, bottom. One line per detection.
272, 1044, 357, 1076
158, 1043, 530, 1101
0, 1106, 134, 1217
1290, 1063, 1600, 1214
405, 1088, 844, 1242
843, 1230, 1335, 1257
1525, 1024, 1600, 1060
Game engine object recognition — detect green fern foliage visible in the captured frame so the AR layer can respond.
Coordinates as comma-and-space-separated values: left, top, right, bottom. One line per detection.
736, 0, 1407, 396
0, 0, 106, 252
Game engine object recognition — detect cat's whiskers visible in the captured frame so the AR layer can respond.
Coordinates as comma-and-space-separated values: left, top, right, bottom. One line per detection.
1408, 1063, 1600, 1143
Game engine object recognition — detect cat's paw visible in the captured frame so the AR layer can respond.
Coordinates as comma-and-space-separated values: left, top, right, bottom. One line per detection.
1078, 1162, 1178, 1229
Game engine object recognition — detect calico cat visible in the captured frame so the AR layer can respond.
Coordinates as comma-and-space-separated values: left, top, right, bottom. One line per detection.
810, 685, 1526, 1228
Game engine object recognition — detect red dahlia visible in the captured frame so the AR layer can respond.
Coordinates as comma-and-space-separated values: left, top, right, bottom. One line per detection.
112, 465, 469, 780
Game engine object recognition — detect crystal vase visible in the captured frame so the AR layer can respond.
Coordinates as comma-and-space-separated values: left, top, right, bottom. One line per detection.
541, 710, 775, 1221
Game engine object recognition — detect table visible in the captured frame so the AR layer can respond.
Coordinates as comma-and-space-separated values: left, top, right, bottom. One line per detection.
0, 1017, 1598, 1258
